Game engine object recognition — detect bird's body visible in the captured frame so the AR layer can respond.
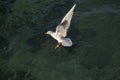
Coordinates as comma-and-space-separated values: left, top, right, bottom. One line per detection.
49, 31, 63, 42
46, 4, 76, 49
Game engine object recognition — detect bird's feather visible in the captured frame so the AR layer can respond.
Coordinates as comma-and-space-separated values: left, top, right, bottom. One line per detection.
55, 4, 76, 37
61, 38, 72, 46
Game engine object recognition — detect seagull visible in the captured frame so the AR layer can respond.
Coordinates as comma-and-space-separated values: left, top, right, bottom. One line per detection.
46, 4, 76, 49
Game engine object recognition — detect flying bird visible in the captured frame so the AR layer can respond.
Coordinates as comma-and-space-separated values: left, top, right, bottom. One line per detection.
46, 4, 76, 49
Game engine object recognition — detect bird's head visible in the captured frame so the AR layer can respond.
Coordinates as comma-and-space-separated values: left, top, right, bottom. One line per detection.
45, 31, 53, 35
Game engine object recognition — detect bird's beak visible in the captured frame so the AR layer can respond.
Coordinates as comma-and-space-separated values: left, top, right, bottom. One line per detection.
45, 32, 47, 34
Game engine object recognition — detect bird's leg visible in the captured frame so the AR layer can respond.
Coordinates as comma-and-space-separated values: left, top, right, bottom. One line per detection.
55, 42, 61, 49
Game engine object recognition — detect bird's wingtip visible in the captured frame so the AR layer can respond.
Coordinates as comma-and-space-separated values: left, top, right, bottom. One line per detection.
72, 4, 76, 9
74, 3, 76, 6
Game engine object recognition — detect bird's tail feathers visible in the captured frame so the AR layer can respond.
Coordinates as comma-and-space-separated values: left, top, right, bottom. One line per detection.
62, 38, 72, 47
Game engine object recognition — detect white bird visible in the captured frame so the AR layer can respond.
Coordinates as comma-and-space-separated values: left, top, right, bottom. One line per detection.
46, 4, 76, 49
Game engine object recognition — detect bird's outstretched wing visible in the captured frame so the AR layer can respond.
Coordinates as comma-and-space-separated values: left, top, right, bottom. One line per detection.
55, 4, 76, 37
61, 4, 76, 25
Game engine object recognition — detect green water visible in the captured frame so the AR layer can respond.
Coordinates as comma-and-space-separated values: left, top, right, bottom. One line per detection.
0, 0, 120, 80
